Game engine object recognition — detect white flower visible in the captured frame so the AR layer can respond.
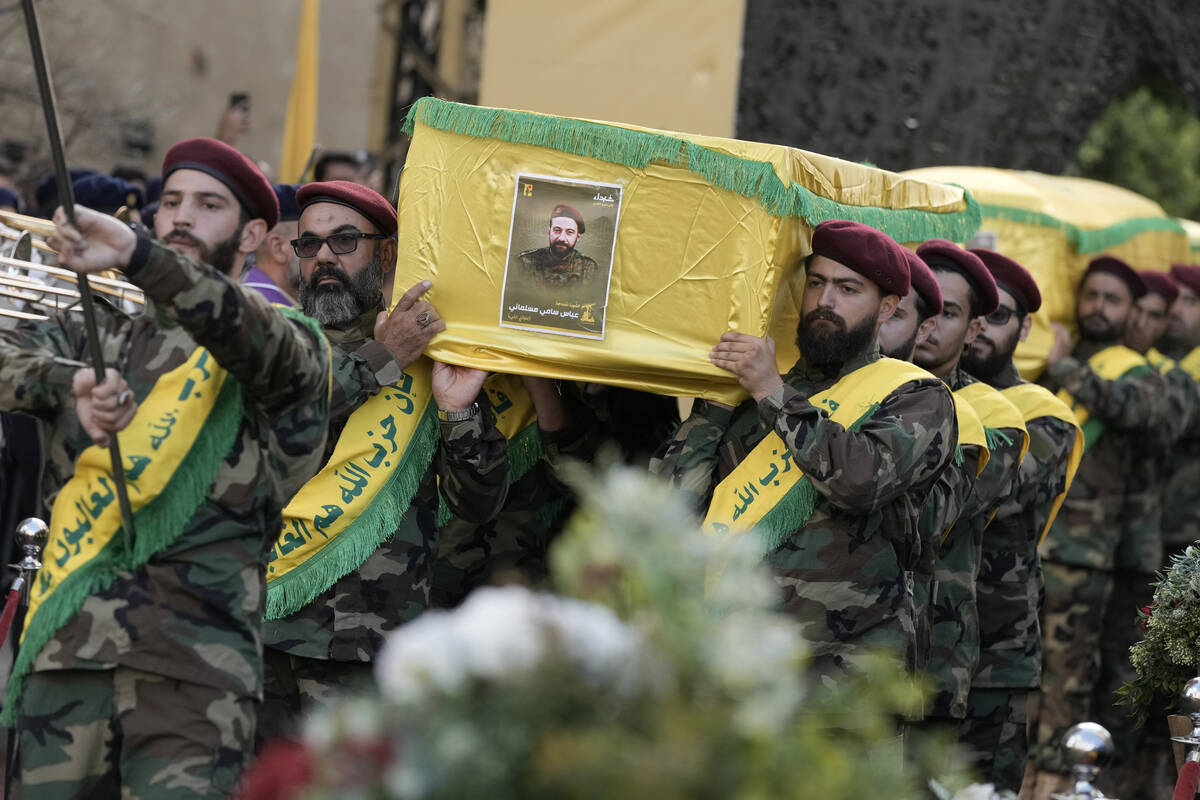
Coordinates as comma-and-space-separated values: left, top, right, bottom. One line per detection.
375, 585, 655, 703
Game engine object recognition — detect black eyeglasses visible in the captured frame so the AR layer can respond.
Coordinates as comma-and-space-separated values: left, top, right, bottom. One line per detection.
290, 232, 386, 259
984, 305, 1020, 326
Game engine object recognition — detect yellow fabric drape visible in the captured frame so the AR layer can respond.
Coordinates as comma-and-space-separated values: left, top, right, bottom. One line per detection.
280, 0, 319, 184
902, 167, 1189, 380
392, 104, 975, 404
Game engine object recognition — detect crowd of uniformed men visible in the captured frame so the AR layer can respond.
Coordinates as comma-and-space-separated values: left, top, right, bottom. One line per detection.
0, 135, 1198, 799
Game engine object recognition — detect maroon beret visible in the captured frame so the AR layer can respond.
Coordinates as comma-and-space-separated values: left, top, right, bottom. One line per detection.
1138, 270, 1180, 305
549, 203, 585, 234
917, 239, 999, 316
904, 248, 942, 315
162, 137, 279, 228
1170, 264, 1200, 297
1084, 256, 1145, 299
970, 248, 1042, 314
297, 180, 398, 237
810, 219, 910, 295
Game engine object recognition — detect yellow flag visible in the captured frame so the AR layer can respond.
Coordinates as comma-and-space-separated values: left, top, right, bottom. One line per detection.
280, 0, 320, 183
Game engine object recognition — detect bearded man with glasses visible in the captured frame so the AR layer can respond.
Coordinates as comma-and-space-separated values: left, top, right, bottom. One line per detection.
258, 181, 512, 743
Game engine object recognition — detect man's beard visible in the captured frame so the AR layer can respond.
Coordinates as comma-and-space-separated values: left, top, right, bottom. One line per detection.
161, 226, 242, 276
549, 240, 574, 260
881, 326, 918, 361
961, 328, 1019, 380
796, 308, 877, 373
299, 253, 384, 328
1077, 312, 1121, 344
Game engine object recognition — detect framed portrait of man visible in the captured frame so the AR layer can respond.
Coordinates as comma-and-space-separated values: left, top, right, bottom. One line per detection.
499, 173, 623, 339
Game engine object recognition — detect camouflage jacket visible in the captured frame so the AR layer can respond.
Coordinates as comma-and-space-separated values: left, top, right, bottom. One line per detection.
1040, 344, 1167, 570
912, 438, 980, 674
432, 385, 597, 609
651, 346, 957, 678
1152, 354, 1200, 553
927, 368, 1025, 719
518, 247, 599, 288
0, 238, 330, 699
968, 361, 1077, 689
264, 306, 510, 661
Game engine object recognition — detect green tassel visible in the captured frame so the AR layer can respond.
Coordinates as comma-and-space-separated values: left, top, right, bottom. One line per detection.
954, 444, 964, 466
3, 377, 244, 727
983, 426, 1014, 451
1080, 418, 1106, 453
980, 203, 1186, 255
264, 401, 440, 620
437, 421, 545, 526
404, 98, 982, 244
748, 402, 880, 557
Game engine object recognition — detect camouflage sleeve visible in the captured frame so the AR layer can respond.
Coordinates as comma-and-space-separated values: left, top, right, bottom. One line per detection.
648, 399, 736, 507
0, 322, 82, 415
758, 378, 956, 512
1152, 368, 1196, 446
123, 236, 328, 415
921, 449, 978, 539
436, 409, 510, 524
960, 429, 1024, 520
1021, 415, 1077, 535
328, 340, 405, 422
1046, 356, 1166, 431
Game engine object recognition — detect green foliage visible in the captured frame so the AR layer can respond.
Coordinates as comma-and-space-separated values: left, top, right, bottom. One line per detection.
1122, 544, 1200, 723
1068, 82, 1200, 221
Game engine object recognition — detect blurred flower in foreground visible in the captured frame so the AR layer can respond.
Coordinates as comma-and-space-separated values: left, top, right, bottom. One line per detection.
242, 464, 963, 799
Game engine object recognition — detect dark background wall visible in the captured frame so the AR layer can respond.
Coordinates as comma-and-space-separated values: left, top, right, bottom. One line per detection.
735, 0, 1200, 173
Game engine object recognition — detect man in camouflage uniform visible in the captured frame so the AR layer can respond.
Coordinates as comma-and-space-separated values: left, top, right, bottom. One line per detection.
877, 248, 975, 678
959, 249, 1079, 793
517, 203, 599, 288
910, 242, 1026, 738
259, 181, 511, 738
1101, 270, 1198, 800
652, 219, 956, 678
12, 138, 330, 798
1160, 264, 1200, 557
1031, 257, 1168, 791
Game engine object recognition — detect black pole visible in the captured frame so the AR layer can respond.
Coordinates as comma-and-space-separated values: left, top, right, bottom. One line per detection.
20, 0, 134, 548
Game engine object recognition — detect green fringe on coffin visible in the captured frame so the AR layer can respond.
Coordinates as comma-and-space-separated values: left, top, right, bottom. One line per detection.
2, 377, 245, 727
265, 401, 440, 620
980, 203, 1187, 255
753, 403, 880, 558
403, 97, 982, 244
437, 422, 545, 526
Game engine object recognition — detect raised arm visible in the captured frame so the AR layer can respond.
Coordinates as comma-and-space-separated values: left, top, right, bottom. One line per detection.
759, 378, 956, 512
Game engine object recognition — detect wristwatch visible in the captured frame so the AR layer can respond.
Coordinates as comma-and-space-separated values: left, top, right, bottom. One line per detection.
437, 402, 480, 423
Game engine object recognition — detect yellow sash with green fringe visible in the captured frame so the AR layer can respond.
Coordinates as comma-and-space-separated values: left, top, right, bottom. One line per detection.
1001, 382, 1083, 543
1056, 345, 1150, 451
703, 357, 935, 556
1177, 346, 1200, 381
435, 373, 543, 525
1146, 348, 1175, 373
265, 360, 439, 619
957, 381, 1031, 464
953, 392, 990, 477
4, 346, 244, 725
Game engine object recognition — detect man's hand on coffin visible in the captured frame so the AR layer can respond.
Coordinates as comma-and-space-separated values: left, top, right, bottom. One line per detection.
432, 362, 488, 412
375, 280, 445, 367
709, 331, 784, 402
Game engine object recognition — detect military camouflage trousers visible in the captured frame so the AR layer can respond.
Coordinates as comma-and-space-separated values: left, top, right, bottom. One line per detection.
1031, 562, 1150, 772
257, 649, 373, 747
961, 687, 1029, 794
18, 666, 255, 800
